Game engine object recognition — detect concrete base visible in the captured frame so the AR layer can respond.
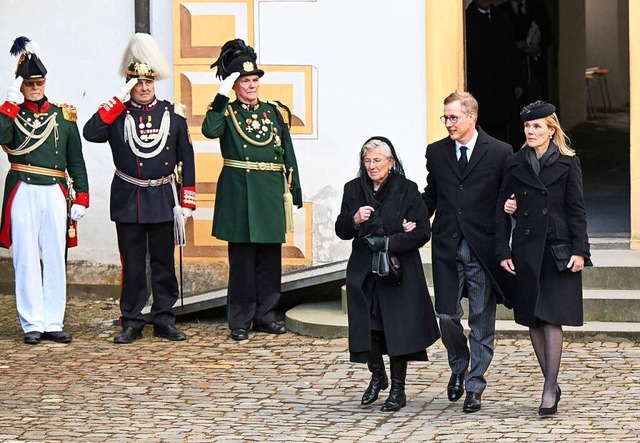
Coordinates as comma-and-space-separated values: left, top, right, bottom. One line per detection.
285, 301, 347, 338
285, 300, 640, 341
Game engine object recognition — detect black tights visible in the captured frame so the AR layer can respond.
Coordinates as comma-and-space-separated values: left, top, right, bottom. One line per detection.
529, 323, 563, 408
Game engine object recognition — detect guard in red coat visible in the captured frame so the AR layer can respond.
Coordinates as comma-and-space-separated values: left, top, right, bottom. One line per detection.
83, 33, 196, 344
0, 37, 89, 345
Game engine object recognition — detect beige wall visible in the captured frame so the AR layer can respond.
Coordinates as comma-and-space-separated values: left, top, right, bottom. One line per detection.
630, 0, 639, 248
585, 0, 630, 108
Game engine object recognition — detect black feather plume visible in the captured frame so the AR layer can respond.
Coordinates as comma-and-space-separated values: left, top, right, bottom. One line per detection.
10, 36, 30, 56
210, 39, 258, 79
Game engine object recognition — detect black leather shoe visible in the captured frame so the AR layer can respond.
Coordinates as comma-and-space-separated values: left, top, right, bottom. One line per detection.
23, 331, 42, 345
153, 324, 187, 341
447, 371, 466, 401
42, 331, 72, 343
231, 328, 248, 341
253, 321, 287, 334
463, 392, 482, 413
114, 327, 143, 344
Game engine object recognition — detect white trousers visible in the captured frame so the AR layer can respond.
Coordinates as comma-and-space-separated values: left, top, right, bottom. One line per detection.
11, 183, 68, 333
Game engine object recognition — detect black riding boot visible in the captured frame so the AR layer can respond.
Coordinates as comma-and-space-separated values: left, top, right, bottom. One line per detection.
380, 356, 407, 412
361, 331, 389, 406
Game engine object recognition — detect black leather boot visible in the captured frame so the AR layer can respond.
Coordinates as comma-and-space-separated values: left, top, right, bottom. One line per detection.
361, 332, 388, 406
381, 356, 407, 412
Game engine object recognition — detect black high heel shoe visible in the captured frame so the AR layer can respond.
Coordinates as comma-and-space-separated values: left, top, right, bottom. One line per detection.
538, 387, 561, 417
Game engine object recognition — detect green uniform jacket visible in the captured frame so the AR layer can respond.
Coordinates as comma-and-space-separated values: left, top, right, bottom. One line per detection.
202, 94, 302, 244
0, 99, 89, 248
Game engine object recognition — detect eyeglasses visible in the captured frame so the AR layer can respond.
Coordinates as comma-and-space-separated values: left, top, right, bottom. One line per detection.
363, 158, 389, 166
23, 79, 46, 87
440, 115, 462, 124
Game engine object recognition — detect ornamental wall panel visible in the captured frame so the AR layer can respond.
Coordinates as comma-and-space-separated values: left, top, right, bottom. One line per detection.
173, 0, 315, 264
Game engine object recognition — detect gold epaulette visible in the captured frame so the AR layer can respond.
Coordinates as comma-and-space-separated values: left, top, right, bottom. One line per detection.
55, 103, 77, 122
268, 101, 290, 126
173, 102, 187, 119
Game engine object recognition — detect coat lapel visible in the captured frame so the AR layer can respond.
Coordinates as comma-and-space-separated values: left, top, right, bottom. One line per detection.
540, 156, 572, 185
444, 138, 461, 179
462, 136, 487, 179
509, 150, 546, 190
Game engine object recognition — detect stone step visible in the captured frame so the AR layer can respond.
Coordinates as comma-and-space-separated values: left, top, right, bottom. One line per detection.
284, 301, 640, 341
338, 286, 640, 322
419, 248, 640, 290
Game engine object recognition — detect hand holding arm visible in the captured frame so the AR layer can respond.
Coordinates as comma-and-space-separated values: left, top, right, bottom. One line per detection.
504, 194, 517, 215
402, 218, 416, 232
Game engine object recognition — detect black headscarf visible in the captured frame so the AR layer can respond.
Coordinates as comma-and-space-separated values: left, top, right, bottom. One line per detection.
356, 136, 406, 237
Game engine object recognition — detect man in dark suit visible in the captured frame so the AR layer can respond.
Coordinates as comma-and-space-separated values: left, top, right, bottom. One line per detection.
422, 91, 512, 413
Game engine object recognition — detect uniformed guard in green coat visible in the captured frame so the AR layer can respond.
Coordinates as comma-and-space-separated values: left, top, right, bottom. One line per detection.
0, 37, 89, 345
202, 39, 302, 341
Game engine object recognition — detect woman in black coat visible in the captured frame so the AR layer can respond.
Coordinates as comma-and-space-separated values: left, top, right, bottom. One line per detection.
335, 136, 440, 412
495, 101, 591, 417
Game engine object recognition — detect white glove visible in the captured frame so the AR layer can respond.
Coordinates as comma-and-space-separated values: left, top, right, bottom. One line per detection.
6, 77, 23, 103
182, 207, 193, 219
118, 78, 138, 101
70, 204, 86, 221
217, 72, 241, 97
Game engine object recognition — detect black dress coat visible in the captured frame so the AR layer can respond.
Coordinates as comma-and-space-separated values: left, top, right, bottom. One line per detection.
422, 128, 513, 315
336, 173, 440, 363
495, 146, 591, 327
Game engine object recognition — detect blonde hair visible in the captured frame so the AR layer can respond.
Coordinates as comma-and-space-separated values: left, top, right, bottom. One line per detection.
443, 90, 479, 116
522, 113, 575, 156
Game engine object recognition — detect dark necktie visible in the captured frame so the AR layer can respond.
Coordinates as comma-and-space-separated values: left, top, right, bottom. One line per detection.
517, 1, 524, 16
459, 146, 468, 173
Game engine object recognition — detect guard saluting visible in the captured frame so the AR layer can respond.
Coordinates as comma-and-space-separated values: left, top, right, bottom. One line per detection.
0, 37, 89, 345
202, 39, 302, 341
83, 33, 196, 344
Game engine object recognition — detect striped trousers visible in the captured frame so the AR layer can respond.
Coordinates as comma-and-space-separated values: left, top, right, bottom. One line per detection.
437, 238, 496, 395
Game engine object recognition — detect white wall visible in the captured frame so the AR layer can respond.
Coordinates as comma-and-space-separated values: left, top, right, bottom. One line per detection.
0, 0, 429, 266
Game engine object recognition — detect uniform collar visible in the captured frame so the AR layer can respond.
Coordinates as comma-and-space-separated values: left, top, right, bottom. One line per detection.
128, 96, 159, 110
22, 97, 50, 113
236, 99, 261, 111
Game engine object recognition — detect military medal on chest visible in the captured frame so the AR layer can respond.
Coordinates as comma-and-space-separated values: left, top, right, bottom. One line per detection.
228, 103, 282, 152
123, 106, 171, 158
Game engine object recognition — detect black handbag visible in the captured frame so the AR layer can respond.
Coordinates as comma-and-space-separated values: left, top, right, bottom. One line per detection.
373, 237, 402, 286
549, 244, 593, 272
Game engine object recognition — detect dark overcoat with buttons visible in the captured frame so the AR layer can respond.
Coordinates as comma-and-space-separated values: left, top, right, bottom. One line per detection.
422, 127, 512, 315
201, 94, 302, 243
83, 98, 195, 223
336, 174, 440, 361
495, 146, 590, 326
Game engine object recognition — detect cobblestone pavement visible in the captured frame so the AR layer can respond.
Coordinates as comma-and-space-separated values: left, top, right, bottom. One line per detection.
1, 295, 639, 442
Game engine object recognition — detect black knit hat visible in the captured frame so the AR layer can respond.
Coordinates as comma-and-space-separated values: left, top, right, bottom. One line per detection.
210, 39, 264, 80
520, 100, 556, 121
